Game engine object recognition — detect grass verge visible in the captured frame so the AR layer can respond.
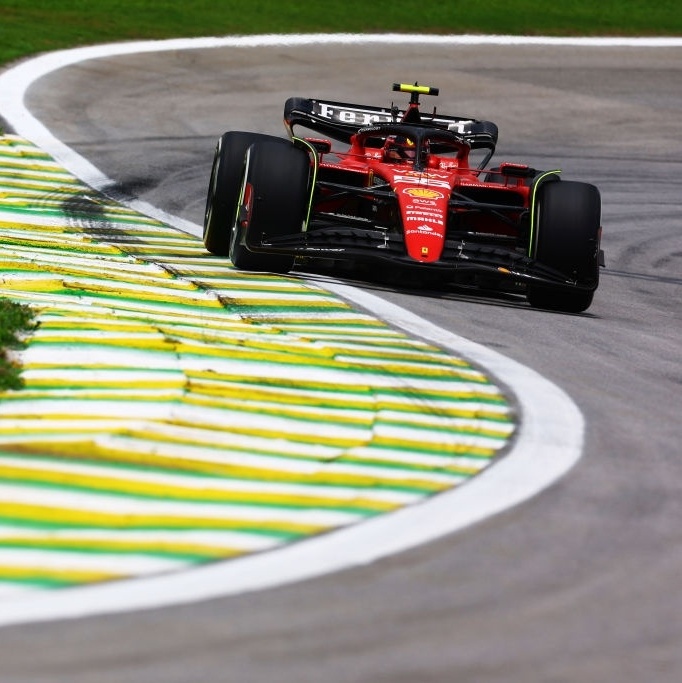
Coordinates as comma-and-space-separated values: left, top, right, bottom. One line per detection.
0, 300, 35, 391
0, 0, 681, 65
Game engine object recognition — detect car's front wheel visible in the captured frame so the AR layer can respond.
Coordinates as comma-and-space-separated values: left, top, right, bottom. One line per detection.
203, 131, 283, 255
527, 180, 601, 313
230, 140, 309, 274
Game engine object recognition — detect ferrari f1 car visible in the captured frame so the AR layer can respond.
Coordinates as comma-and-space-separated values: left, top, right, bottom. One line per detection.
204, 83, 604, 312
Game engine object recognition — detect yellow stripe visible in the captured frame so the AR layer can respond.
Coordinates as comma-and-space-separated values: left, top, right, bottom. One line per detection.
0, 502, 327, 536
0, 566, 125, 584
4, 443, 448, 492
0, 538, 242, 560
0, 464, 397, 513
0, 262, 181, 286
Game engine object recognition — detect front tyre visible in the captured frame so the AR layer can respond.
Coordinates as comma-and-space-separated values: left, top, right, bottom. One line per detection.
230, 140, 309, 274
203, 132, 283, 255
527, 180, 601, 313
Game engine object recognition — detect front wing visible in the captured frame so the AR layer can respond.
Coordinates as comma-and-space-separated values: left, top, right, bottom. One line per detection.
244, 222, 597, 292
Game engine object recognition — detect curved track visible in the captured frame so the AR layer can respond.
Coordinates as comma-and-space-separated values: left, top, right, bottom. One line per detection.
2, 39, 682, 683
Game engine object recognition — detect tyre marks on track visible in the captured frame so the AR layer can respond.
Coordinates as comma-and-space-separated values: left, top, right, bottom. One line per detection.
0, 135, 515, 598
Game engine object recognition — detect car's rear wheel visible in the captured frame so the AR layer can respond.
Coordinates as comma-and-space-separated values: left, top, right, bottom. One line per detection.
203, 132, 281, 255
230, 140, 309, 273
527, 180, 601, 313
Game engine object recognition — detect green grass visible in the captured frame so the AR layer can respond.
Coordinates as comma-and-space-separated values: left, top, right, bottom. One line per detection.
0, 0, 680, 65
0, 300, 35, 391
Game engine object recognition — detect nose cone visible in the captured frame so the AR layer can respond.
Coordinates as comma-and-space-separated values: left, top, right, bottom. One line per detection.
404, 223, 444, 262
398, 187, 449, 263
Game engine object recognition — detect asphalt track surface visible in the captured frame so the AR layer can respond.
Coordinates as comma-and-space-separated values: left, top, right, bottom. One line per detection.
2, 38, 682, 682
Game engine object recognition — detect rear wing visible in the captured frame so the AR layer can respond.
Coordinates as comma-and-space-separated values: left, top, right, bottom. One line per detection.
283, 97, 498, 152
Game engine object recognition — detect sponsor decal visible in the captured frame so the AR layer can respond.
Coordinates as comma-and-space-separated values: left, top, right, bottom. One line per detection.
447, 120, 475, 134
315, 103, 392, 126
403, 187, 444, 200
394, 174, 451, 189
304, 247, 345, 253
406, 224, 441, 237
406, 209, 443, 217
398, 170, 452, 181
406, 216, 444, 226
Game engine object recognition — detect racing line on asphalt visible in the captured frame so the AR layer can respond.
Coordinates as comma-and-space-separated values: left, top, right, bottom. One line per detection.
7, 34, 673, 625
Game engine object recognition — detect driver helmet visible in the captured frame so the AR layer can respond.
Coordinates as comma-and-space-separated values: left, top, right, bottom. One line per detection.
383, 135, 416, 163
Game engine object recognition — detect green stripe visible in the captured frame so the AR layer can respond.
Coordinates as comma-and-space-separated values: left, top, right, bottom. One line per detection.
0, 540, 226, 563
0, 477, 382, 516
0, 576, 91, 589
0, 515, 307, 540
0, 452, 442, 495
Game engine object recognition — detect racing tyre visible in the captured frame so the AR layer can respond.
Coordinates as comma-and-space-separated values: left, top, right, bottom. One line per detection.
203, 132, 283, 255
527, 180, 601, 313
230, 140, 309, 273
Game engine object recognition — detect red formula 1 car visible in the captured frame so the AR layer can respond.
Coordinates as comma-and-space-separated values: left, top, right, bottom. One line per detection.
204, 83, 604, 312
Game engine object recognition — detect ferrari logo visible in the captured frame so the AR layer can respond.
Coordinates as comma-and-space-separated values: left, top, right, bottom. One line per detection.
421, 247, 429, 256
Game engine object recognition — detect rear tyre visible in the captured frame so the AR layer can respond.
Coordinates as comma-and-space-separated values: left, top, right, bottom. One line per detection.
203, 132, 283, 255
230, 140, 309, 274
527, 180, 601, 313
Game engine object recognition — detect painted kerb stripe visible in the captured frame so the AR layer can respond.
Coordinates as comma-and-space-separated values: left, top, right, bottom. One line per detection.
0, 134, 514, 597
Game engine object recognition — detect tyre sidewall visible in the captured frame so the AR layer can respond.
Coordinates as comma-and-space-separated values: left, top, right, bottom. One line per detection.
204, 132, 285, 255
231, 140, 309, 273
